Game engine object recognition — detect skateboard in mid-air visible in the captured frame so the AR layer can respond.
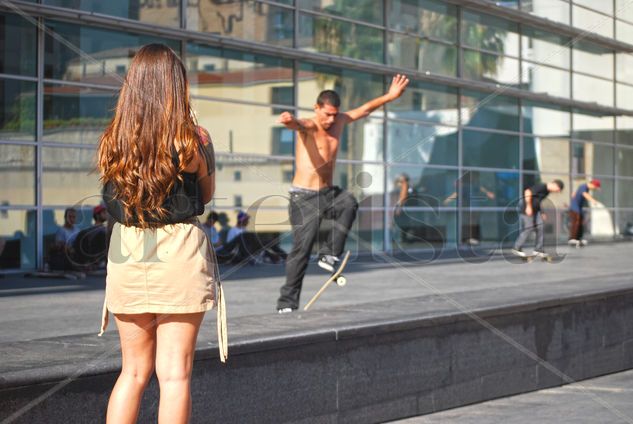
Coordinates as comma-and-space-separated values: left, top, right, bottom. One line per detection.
304, 250, 351, 311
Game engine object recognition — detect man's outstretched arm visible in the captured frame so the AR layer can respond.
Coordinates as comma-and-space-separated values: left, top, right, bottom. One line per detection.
343, 74, 410, 123
277, 111, 317, 132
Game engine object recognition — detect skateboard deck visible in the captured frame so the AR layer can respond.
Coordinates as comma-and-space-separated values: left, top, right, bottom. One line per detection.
303, 250, 351, 311
511, 252, 558, 263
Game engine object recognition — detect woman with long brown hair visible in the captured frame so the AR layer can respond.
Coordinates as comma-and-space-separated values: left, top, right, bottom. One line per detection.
97, 43, 226, 424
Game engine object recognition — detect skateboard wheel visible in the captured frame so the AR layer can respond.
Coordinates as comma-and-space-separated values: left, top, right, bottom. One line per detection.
336, 276, 347, 287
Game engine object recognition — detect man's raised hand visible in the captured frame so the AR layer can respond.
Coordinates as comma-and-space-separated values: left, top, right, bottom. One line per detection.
387, 74, 410, 101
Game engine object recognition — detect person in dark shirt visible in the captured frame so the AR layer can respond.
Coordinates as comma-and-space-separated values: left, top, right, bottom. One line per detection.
568, 179, 601, 247
512, 179, 564, 257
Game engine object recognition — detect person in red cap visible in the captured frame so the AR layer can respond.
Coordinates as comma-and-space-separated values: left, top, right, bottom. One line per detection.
568, 179, 601, 247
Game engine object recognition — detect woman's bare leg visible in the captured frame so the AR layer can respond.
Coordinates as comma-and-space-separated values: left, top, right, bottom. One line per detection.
155, 312, 205, 424
107, 313, 157, 424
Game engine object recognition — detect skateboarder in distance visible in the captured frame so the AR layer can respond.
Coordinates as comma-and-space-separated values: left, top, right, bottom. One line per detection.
512, 179, 564, 258
276, 75, 410, 313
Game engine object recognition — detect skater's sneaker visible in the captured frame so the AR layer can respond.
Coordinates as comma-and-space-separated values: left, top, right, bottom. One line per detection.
533, 250, 547, 258
568, 239, 579, 246
467, 238, 480, 246
580, 239, 588, 246
318, 255, 340, 273
511, 248, 527, 257
277, 307, 294, 314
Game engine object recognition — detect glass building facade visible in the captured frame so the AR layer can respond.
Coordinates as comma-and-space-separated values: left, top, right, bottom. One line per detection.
1, 0, 632, 271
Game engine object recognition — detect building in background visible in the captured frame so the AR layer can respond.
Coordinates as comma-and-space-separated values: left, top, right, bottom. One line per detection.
1, 0, 632, 271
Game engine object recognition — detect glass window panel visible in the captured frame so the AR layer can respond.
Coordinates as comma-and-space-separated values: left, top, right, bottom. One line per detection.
461, 90, 520, 132
616, 116, 633, 146
0, 209, 36, 270
571, 141, 614, 176
388, 80, 458, 126
43, 84, 116, 145
572, 5, 614, 38
45, 0, 180, 26
521, 27, 570, 69
521, 0, 570, 25
616, 83, 633, 109
193, 100, 292, 156
42, 146, 100, 206
387, 165, 459, 209
523, 137, 570, 174
387, 121, 458, 166
298, 0, 383, 25
187, 1, 293, 47
390, 209, 457, 250
0, 144, 35, 205
186, 44, 294, 105
618, 182, 633, 207
573, 42, 614, 79
342, 209, 384, 253
522, 100, 570, 138
521, 62, 570, 98
573, 74, 614, 107
334, 162, 385, 207
522, 172, 570, 211
617, 147, 633, 176
456, 170, 520, 208
571, 177, 614, 208
616, 19, 633, 44
572, 109, 614, 143
0, 13, 37, 76
44, 20, 180, 85
298, 63, 384, 110
463, 129, 519, 170
574, 0, 613, 16
616, 53, 633, 85
387, 33, 457, 77
617, 210, 633, 236
213, 155, 294, 209
462, 50, 519, 86
460, 210, 519, 245
388, 0, 458, 42
462, 10, 519, 57
617, 0, 633, 22
0, 79, 36, 141
334, 117, 383, 162
298, 13, 384, 63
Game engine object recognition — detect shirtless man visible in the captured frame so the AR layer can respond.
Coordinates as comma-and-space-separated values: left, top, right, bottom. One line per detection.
276, 74, 410, 313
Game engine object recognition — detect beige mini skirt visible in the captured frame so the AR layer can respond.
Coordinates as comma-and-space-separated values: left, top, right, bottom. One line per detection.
98, 220, 227, 362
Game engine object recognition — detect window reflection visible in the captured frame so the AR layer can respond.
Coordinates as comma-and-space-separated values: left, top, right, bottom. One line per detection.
573, 42, 614, 79
523, 101, 570, 139
572, 6, 614, 38
187, 43, 294, 105
0, 210, 36, 270
521, 0, 570, 25
390, 209, 457, 250
193, 99, 291, 156
463, 130, 519, 170
388, 80, 458, 126
298, 62, 384, 110
0, 79, 36, 141
572, 110, 614, 144
459, 210, 519, 245
299, 0, 383, 25
298, 13, 384, 63
616, 117, 633, 146
572, 142, 614, 176
44, 20, 180, 85
462, 50, 519, 86
43, 84, 116, 145
523, 137, 570, 174
462, 90, 519, 132
454, 170, 520, 209
0, 13, 37, 76
387, 166, 458, 209
387, 121, 457, 166
462, 10, 519, 57
521, 27, 570, 69
45, 0, 180, 27
0, 144, 35, 206
333, 162, 385, 207
42, 146, 100, 206
522, 62, 570, 98
388, 33, 457, 77
187, 1, 293, 47
617, 147, 633, 177
388, 0, 458, 42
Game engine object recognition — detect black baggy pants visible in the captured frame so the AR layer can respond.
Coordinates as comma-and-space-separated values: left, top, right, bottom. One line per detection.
277, 186, 358, 310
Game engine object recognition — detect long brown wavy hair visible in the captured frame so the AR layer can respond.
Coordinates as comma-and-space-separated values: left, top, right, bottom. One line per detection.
97, 44, 199, 228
